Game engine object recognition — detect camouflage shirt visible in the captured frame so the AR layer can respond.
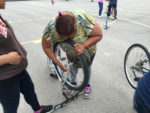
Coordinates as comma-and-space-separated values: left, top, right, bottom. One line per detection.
43, 9, 97, 66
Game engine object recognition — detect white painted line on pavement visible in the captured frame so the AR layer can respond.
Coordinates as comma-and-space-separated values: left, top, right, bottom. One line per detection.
119, 18, 150, 29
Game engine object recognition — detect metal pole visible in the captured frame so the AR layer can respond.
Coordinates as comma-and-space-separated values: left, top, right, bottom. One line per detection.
104, 16, 109, 30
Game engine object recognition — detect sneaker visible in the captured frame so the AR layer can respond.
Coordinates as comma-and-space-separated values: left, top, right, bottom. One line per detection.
84, 86, 91, 99
98, 15, 102, 18
40, 105, 54, 113
112, 15, 117, 20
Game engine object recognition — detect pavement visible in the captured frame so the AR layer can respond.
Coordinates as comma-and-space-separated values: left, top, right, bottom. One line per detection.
0, 0, 150, 113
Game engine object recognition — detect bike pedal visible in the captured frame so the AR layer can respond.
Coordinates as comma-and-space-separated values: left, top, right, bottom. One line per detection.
134, 77, 141, 81
49, 73, 58, 79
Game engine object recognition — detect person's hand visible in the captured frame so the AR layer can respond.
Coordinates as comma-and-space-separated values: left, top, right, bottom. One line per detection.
7, 52, 21, 64
60, 65, 69, 72
0, 0, 5, 9
74, 43, 85, 55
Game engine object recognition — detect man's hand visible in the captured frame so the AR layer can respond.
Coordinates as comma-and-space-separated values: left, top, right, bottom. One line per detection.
60, 65, 69, 72
7, 52, 21, 64
74, 43, 85, 55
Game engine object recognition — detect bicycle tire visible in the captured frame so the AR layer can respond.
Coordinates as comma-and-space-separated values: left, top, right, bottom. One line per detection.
124, 44, 150, 89
53, 39, 89, 91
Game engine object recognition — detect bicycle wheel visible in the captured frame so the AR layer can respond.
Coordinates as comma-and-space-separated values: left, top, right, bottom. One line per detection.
53, 40, 89, 91
124, 44, 150, 89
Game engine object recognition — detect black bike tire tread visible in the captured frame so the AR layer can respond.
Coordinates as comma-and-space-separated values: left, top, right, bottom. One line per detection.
53, 41, 89, 91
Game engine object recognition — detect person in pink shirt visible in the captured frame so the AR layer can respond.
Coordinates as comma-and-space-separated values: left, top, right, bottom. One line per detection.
98, 0, 103, 17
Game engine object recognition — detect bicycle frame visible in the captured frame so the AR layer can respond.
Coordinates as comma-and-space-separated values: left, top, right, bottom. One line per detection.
131, 58, 150, 78
47, 39, 90, 110
48, 57, 66, 85
48, 57, 85, 111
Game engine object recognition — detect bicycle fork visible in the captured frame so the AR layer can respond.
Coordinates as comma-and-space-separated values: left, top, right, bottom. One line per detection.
53, 63, 84, 111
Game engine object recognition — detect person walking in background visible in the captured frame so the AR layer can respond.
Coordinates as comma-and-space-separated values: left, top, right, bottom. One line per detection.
0, 0, 54, 113
107, 0, 117, 19
98, 0, 104, 17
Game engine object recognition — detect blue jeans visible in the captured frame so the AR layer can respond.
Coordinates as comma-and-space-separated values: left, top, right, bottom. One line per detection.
133, 90, 150, 113
0, 70, 41, 113
70, 66, 92, 85
107, 1, 117, 17
98, 2, 103, 16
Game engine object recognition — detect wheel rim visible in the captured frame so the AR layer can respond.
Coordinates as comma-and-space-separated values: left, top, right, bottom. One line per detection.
125, 45, 150, 89
54, 44, 87, 91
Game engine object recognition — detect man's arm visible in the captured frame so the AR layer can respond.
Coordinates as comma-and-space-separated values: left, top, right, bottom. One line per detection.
74, 21, 103, 55
41, 37, 68, 72
0, 52, 21, 66
83, 21, 103, 48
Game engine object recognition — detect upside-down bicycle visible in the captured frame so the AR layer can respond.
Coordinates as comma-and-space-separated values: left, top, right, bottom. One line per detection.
47, 39, 90, 110
124, 44, 150, 89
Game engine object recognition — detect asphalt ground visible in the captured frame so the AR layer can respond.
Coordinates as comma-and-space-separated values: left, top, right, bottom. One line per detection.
0, 0, 150, 113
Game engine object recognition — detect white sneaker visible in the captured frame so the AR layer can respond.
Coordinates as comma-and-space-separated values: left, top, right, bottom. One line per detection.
98, 15, 102, 18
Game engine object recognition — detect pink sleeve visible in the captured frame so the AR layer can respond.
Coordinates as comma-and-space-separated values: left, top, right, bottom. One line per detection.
98, 0, 103, 2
